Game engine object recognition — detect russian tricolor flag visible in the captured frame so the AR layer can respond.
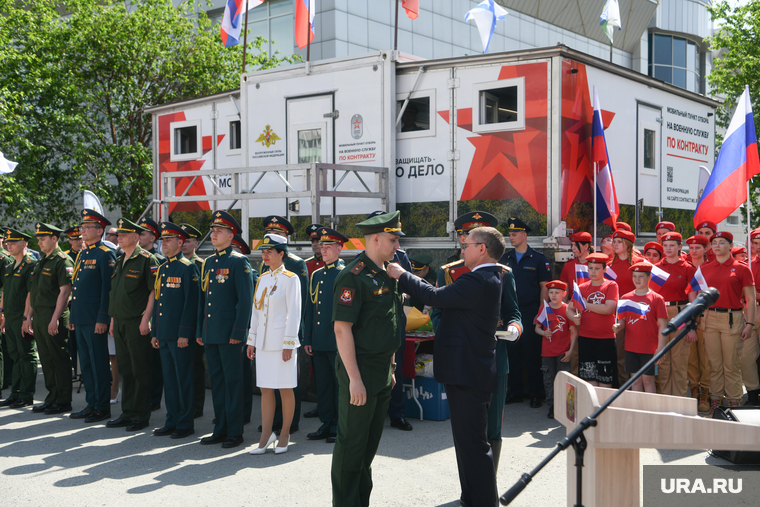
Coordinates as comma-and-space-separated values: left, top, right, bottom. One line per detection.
402, 0, 419, 19
604, 266, 617, 281
295, 0, 315, 49
592, 86, 620, 230
649, 264, 670, 288
694, 86, 759, 227
617, 299, 649, 321
575, 263, 590, 282
572, 281, 587, 311
537, 300, 556, 329
220, 0, 265, 47
687, 267, 709, 294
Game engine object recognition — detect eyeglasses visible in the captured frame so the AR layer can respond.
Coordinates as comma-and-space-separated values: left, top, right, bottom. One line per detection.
80, 225, 100, 231
461, 242, 483, 251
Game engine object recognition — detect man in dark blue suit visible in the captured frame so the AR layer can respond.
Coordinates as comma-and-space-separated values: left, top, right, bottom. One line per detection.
388, 227, 521, 507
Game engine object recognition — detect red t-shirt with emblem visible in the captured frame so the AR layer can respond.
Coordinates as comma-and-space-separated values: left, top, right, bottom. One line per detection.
559, 258, 587, 293
653, 258, 696, 301
535, 302, 575, 357
620, 290, 668, 354
700, 257, 755, 309
578, 280, 619, 339
608, 256, 639, 297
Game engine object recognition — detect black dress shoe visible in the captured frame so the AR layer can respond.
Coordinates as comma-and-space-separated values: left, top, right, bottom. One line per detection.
150, 403, 161, 412
0, 397, 16, 407
326, 434, 336, 443
390, 417, 413, 431
126, 420, 149, 431
307, 428, 330, 440
200, 433, 227, 445
84, 410, 111, 423
304, 407, 319, 418
153, 426, 176, 436
106, 416, 131, 428
504, 394, 524, 405
70, 408, 94, 419
32, 403, 52, 413
547, 406, 554, 419
193, 411, 203, 419
10, 399, 32, 408
221, 435, 244, 448
529, 397, 542, 409
170, 428, 195, 439
44, 403, 72, 414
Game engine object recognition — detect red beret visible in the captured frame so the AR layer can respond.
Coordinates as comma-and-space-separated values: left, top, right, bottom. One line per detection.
546, 280, 567, 291
644, 242, 663, 255
629, 261, 653, 273
696, 221, 717, 232
751, 229, 760, 240
601, 233, 613, 240
615, 222, 632, 232
655, 221, 675, 232
585, 253, 609, 265
612, 230, 636, 243
685, 235, 708, 246
569, 232, 592, 242
661, 232, 683, 243
712, 231, 733, 242
732, 246, 747, 256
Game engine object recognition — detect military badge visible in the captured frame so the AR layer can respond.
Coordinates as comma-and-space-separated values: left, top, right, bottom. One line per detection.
338, 287, 354, 305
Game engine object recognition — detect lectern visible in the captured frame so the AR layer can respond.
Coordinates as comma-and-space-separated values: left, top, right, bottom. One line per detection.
555, 371, 760, 507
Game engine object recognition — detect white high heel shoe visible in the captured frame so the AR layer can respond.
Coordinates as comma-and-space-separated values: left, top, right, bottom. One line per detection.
110, 388, 121, 404
274, 435, 290, 454
249, 432, 277, 455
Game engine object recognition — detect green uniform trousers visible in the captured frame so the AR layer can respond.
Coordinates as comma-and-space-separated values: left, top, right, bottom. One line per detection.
314, 350, 338, 434
4, 318, 37, 401
1, 331, 12, 389
486, 374, 507, 440
193, 343, 206, 415
113, 317, 153, 422
159, 340, 195, 430
206, 342, 244, 438
332, 360, 392, 507
32, 308, 71, 404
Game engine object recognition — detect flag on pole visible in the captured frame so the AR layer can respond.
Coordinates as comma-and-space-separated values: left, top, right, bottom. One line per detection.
572, 281, 587, 311
617, 299, 649, 322
220, 0, 265, 47
0, 151, 17, 174
687, 267, 709, 294
693, 86, 760, 227
600, 0, 622, 44
649, 264, 671, 288
592, 86, 620, 230
575, 263, 590, 282
537, 300, 556, 329
295, 0, 315, 49
604, 266, 617, 281
83, 190, 104, 215
464, 0, 508, 54
402, 0, 419, 20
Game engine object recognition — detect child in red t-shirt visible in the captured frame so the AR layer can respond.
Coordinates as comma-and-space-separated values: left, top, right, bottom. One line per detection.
613, 262, 668, 393
534, 280, 577, 419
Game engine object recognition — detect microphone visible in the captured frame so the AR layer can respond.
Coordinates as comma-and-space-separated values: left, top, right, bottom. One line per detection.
663, 287, 720, 335
500, 473, 531, 505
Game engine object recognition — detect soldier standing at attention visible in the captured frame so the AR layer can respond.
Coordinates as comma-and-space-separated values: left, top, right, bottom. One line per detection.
0, 228, 37, 408
105, 219, 159, 432
24, 223, 74, 414
197, 211, 253, 449
304, 227, 347, 443
0, 229, 14, 398
331, 211, 404, 507
68, 210, 116, 423
179, 223, 207, 418
138, 216, 164, 412
151, 222, 200, 439
305, 223, 326, 276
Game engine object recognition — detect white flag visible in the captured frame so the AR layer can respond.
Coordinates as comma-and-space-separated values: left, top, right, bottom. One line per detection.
0, 151, 17, 174
600, 0, 622, 44
83, 190, 104, 214
464, 0, 508, 54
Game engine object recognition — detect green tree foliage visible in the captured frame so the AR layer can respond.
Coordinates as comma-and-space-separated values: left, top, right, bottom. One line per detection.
706, 1, 760, 229
0, 0, 296, 228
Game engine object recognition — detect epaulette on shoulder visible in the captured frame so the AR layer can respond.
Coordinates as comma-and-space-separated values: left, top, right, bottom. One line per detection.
63, 250, 70, 255
57, 251, 67, 259
336, 264, 345, 270
179, 257, 191, 266
350, 261, 365, 275
282, 270, 296, 278
139, 250, 151, 258
99, 245, 111, 252
305, 256, 315, 262
230, 250, 244, 258
441, 259, 465, 270
26, 257, 33, 264
497, 263, 511, 272
288, 253, 301, 260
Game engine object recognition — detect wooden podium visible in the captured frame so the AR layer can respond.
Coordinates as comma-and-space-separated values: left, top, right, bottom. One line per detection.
554, 371, 760, 507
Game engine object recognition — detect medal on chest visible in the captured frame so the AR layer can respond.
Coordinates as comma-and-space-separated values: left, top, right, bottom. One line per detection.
216, 268, 229, 283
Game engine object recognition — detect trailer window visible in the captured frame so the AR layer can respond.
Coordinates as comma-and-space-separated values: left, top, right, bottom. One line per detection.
230, 120, 241, 151
643, 129, 656, 169
169, 119, 202, 162
472, 77, 525, 133
397, 97, 430, 133
298, 129, 322, 163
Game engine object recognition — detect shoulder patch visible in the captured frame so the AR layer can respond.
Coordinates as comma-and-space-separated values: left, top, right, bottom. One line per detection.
26, 258, 32, 264
140, 250, 151, 258
441, 259, 465, 270
350, 261, 365, 275
179, 257, 192, 266
282, 270, 296, 278
338, 287, 355, 306
99, 245, 111, 252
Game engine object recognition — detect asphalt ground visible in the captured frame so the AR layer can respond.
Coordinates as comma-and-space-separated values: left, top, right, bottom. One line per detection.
0, 370, 735, 506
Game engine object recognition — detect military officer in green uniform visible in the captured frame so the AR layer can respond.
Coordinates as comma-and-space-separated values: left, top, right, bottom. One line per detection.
197, 210, 254, 449
24, 223, 74, 414
63, 225, 83, 380
106, 218, 159, 431
0, 228, 37, 408
331, 211, 404, 507
259, 215, 308, 434
407, 254, 436, 312
0, 230, 14, 395
138, 216, 165, 411
69, 209, 116, 423
180, 223, 208, 418
304, 227, 347, 443
151, 222, 200, 439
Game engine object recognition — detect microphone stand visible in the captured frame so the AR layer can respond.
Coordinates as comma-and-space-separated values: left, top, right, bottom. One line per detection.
500, 318, 700, 506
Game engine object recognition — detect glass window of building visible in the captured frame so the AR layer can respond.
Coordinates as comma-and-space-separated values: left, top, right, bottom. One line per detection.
648, 33, 702, 94
206, 0, 294, 57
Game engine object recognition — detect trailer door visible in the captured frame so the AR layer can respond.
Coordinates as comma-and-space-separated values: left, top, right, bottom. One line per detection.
637, 103, 663, 230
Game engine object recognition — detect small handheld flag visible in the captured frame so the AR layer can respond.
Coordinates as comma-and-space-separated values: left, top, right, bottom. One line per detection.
687, 267, 709, 294
464, 0, 509, 54
649, 264, 671, 289
537, 300, 556, 328
572, 281, 587, 311
617, 299, 649, 322
575, 263, 590, 282
604, 266, 617, 281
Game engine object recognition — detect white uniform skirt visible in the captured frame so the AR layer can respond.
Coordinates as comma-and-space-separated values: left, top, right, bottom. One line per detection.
256, 348, 298, 389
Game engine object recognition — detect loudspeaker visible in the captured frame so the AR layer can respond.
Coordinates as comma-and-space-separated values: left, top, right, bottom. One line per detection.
711, 406, 760, 464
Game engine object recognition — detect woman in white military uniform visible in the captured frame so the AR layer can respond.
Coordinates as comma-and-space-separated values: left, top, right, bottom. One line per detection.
247, 234, 302, 454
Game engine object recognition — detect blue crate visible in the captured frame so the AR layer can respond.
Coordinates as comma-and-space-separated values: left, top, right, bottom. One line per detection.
403, 375, 450, 421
